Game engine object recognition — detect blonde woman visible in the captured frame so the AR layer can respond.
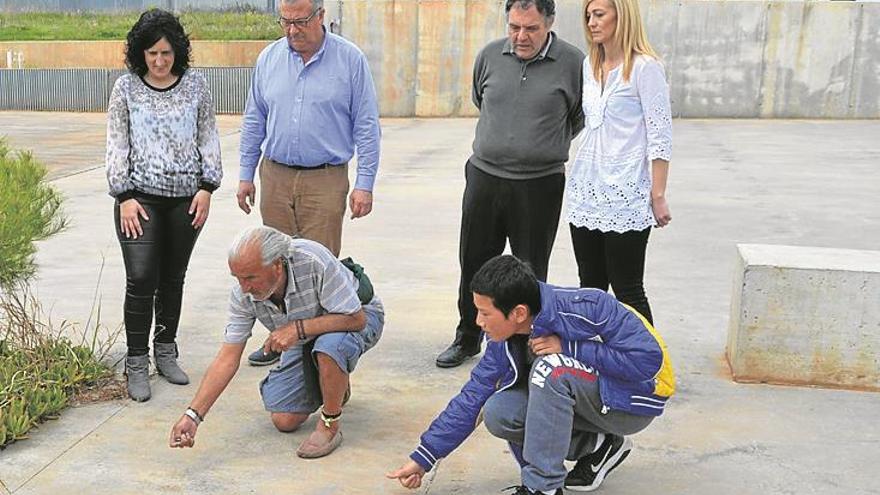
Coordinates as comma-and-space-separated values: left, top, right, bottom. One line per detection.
566, 0, 672, 325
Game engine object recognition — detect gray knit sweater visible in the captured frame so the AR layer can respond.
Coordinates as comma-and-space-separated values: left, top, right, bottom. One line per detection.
470, 33, 585, 180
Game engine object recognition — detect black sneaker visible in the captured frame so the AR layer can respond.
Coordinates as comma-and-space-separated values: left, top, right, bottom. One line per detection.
504, 486, 563, 495
565, 435, 633, 492
248, 347, 280, 366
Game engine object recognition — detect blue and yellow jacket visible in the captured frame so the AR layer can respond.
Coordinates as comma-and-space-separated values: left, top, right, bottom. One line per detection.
411, 282, 675, 472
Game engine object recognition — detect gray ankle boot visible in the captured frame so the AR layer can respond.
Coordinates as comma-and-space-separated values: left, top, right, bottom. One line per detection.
154, 342, 190, 385
125, 354, 151, 402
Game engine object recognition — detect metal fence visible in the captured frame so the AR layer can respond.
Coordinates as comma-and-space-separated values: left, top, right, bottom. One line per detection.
200, 67, 252, 114
0, 67, 253, 113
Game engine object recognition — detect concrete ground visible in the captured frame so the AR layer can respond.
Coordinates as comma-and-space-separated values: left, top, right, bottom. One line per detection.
0, 112, 878, 495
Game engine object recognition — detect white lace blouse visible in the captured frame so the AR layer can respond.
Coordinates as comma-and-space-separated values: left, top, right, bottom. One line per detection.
566, 55, 672, 233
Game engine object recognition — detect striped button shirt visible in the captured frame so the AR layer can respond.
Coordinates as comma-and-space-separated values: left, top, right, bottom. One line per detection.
224, 238, 361, 344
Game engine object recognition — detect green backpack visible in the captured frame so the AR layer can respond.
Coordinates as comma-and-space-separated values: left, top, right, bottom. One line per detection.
340, 257, 374, 304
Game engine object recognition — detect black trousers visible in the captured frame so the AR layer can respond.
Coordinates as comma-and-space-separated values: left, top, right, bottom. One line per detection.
569, 225, 653, 324
114, 192, 201, 356
455, 161, 564, 347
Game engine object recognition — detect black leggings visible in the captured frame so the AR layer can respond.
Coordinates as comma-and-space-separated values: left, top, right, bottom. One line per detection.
115, 193, 201, 356
569, 225, 653, 324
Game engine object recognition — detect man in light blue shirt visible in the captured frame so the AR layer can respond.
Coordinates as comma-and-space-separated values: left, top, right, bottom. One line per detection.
237, 0, 380, 256
237, 0, 381, 366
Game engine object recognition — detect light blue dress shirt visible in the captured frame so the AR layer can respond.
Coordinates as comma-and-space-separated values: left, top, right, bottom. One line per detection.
239, 31, 381, 192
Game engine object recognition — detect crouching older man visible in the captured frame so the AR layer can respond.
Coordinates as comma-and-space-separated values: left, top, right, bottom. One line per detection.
388, 255, 674, 494
169, 226, 384, 458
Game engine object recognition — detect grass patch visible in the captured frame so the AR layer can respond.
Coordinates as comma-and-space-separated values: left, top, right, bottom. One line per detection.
0, 284, 123, 448
0, 9, 281, 41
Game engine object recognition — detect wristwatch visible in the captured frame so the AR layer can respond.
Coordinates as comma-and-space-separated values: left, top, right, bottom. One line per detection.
184, 407, 204, 425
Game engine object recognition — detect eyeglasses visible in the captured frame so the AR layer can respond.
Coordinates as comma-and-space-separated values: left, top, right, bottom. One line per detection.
278, 7, 323, 30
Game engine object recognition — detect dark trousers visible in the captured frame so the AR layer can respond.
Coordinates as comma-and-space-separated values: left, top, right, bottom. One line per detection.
114, 193, 201, 356
569, 225, 653, 323
456, 162, 564, 347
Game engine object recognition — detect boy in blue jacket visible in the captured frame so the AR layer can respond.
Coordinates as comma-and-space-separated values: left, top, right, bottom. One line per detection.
388, 255, 675, 494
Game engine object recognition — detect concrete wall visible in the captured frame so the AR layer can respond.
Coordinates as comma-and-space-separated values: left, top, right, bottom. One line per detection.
341, 0, 880, 118
2, 0, 878, 118
0, 41, 270, 69
727, 244, 880, 391
649, 0, 880, 118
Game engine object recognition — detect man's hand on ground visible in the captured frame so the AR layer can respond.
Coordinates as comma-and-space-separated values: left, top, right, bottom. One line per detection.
169, 415, 198, 448
349, 189, 373, 219
236, 180, 256, 214
386, 460, 426, 489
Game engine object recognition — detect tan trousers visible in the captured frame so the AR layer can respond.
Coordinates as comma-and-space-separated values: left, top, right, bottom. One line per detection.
259, 158, 349, 257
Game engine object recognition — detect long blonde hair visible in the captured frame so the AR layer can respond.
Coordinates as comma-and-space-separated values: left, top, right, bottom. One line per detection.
583, 0, 659, 82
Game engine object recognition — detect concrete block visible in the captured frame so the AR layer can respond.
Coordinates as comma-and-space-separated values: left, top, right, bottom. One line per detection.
727, 244, 880, 391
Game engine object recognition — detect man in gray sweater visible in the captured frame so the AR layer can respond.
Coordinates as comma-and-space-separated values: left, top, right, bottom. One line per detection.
437, 0, 585, 368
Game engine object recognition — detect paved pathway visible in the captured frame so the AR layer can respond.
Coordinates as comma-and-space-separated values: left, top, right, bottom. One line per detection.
0, 113, 878, 494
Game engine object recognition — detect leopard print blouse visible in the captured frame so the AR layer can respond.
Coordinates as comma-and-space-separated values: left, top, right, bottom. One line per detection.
105, 70, 223, 199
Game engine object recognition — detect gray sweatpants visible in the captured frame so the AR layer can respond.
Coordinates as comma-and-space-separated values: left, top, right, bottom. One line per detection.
483, 354, 654, 492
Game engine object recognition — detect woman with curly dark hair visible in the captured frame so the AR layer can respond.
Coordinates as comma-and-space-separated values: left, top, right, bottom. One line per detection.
106, 8, 222, 402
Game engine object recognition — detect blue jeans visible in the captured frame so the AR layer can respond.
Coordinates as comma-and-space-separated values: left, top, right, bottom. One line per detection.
259, 298, 384, 413
483, 354, 653, 492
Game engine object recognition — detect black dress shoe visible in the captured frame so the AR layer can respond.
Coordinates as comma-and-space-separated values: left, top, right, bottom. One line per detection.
436, 341, 480, 368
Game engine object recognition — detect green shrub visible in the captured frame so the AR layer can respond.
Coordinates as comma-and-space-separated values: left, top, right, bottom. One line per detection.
0, 140, 117, 448
0, 137, 67, 288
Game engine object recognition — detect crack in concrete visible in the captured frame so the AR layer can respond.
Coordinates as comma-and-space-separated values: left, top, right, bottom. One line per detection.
694, 443, 768, 462
48, 164, 103, 182
11, 404, 126, 493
